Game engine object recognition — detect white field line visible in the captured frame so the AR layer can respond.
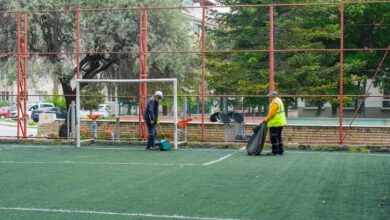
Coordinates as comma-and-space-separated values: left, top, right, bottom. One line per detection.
82, 147, 144, 150
0, 145, 242, 152
178, 148, 239, 152
0, 145, 53, 149
0, 146, 20, 151
0, 146, 150, 151
2, 145, 389, 157
0, 161, 200, 166
73, 147, 240, 152
288, 151, 390, 157
0, 207, 243, 220
202, 151, 238, 166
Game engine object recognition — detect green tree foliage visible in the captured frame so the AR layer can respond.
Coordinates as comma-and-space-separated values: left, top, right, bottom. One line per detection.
80, 83, 105, 113
210, 0, 389, 116
344, 2, 390, 93
207, 2, 270, 113
0, 0, 195, 109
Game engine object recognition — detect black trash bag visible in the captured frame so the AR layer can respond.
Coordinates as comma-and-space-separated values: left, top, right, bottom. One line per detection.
232, 112, 244, 123
210, 112, 220, 122
219, 112, 231, 124
252, 124, 261, 133
227, 112, 234, 120
246, 122, 268, 156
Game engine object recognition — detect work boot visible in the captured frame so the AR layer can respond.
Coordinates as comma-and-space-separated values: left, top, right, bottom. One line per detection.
146, 145, 156, 150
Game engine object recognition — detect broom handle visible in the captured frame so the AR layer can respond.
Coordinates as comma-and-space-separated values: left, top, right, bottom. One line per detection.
148, 115, 163, 140
158, 123, 166, 139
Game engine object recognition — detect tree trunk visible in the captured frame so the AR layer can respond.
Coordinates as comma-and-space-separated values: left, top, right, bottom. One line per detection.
57, 54, 118, 138
316, 105, 322, 117
331, 105, 338, 117
285, 106, 288, 118
219, 96, 224, 112
361, 80, 367, 117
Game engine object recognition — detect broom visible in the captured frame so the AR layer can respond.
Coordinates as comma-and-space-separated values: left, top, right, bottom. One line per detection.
157, 123, 172, 151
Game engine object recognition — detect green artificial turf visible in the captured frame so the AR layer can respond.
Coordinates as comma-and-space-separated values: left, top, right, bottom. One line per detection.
0, 144, 389, 220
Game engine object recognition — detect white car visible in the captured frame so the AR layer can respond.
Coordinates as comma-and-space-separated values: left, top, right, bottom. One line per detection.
11, 102, 54, 120
79, 108, 112, 119
92, 108, 112, 118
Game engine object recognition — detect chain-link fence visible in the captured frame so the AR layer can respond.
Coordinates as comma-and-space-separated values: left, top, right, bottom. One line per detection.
0, 1, 389, 145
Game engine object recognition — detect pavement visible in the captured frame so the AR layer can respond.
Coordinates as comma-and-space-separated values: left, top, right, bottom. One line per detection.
0, 120, 18, 127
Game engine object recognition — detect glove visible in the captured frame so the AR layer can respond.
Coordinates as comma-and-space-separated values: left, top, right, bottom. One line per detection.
156, 116, 160, 125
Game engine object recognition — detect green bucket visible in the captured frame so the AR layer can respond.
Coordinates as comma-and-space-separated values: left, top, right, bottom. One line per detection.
159, 139, 171, 151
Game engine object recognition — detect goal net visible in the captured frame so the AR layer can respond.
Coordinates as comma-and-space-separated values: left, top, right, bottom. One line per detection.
75, 78, 178, 149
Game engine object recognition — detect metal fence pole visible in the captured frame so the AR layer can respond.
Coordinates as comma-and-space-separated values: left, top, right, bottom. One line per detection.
339, 3, 344, 145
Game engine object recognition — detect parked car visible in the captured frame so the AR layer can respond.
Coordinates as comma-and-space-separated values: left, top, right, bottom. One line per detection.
0, 106, 16, 119
31, 107, 67, 122
11, 102, 54, 120
92, 107, 112, 118
78, 107, 112, 119
98, 104, 112, 112
79, 109, 90, 118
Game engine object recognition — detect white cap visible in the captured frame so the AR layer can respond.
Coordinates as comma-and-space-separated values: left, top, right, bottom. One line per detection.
155, 91, 164, 99
267, 91, 278, 97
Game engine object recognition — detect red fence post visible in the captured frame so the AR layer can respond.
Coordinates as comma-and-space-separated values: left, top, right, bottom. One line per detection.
138, 8, 148, 140
16, 12, 28, 139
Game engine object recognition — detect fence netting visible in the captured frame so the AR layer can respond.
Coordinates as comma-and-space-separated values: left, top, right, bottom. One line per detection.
0, 1, 389, 145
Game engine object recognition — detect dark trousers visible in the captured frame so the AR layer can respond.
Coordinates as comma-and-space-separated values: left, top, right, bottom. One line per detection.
270, 127, 284, 155
146, 122, 156, 147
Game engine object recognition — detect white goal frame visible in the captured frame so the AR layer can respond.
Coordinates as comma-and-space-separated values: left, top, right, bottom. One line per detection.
75, 78, 178, 149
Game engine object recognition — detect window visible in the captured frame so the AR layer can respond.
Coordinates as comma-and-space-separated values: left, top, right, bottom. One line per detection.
383, 88, 390, 108
0, 91, 11, 102
192, 24, 201, 34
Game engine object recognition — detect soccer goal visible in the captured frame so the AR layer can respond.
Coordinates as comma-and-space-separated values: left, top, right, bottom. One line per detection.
75, 78, 178, 149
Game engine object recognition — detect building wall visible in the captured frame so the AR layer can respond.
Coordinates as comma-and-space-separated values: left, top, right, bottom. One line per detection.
0, 75, 61, 105
0, 82, 13, 103
297, 79, 390, 118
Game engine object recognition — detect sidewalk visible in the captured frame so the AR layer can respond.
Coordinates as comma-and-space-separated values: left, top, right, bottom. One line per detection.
0, 120, 17, 127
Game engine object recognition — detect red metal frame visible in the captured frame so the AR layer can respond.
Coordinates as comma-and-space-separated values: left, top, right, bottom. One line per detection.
1, 2, 387, 144
138, 9, 148, 139
16, 12, 28, 139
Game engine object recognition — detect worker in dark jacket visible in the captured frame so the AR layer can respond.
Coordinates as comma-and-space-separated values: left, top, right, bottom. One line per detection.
144, 91, 163, 149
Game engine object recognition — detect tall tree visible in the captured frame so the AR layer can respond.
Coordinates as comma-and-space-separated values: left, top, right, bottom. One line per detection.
0, 0, 195, 108
209, 0, 389, 116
